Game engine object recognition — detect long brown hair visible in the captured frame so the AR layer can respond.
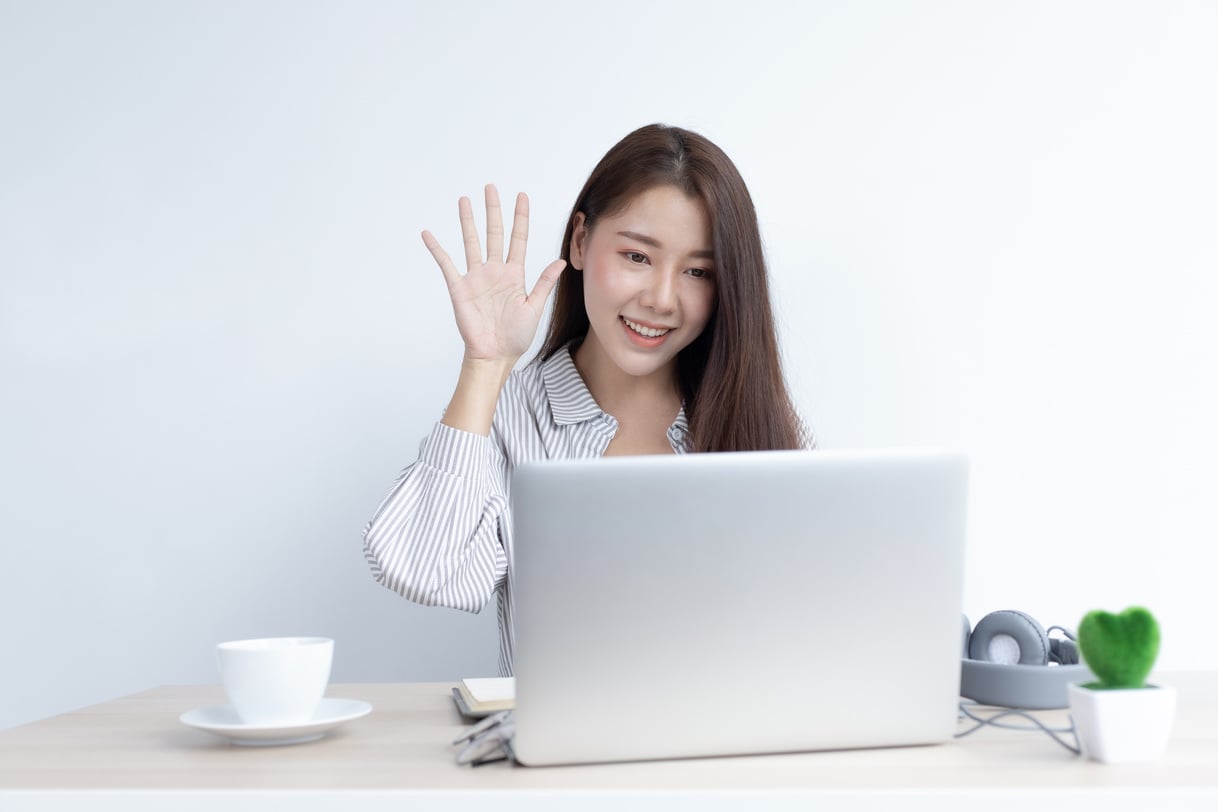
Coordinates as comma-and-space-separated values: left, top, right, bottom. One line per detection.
537, 124, 803, 452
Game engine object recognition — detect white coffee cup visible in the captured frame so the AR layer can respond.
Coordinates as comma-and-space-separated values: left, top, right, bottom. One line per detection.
217, 637, 334, 726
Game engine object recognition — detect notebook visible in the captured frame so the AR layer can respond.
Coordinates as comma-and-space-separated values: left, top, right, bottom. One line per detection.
452, 677, 515, 717
509, 448, 968, 766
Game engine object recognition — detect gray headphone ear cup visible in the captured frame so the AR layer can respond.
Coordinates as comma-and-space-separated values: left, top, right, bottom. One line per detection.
966, 610, 1051, 665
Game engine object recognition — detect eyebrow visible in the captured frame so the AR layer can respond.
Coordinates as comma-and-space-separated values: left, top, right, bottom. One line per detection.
616, 230, 714, 261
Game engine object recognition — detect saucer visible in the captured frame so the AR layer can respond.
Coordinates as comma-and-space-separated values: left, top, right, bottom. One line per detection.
180, 698, 372, 746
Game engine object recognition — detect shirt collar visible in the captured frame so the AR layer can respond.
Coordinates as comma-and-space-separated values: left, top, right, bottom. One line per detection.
540, 342, 692, 452
541, 344, 605, 426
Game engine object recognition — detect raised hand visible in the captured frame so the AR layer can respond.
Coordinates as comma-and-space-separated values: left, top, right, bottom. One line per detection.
422, 185, 566, 366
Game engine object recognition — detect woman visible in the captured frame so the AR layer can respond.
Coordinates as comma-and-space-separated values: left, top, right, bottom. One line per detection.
363, 124, 810, 676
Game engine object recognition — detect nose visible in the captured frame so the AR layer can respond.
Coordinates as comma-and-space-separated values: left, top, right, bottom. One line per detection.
640, 268, 678, 314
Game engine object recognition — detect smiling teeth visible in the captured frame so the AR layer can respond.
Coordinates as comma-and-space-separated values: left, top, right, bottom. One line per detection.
623, 318, 671, 338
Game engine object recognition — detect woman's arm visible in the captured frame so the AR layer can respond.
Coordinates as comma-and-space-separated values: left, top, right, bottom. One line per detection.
361, 186, 564, 606
362, 423, 508, 612
424, 185, 565, 435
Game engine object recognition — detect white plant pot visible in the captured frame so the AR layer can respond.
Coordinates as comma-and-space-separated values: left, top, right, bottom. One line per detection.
1067, 682, 1176, 763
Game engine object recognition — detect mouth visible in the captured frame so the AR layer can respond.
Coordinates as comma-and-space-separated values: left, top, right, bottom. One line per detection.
620, 317, 673, 338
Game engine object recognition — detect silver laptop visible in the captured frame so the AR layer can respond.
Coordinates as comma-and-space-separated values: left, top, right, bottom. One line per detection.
509, 448, 968, 766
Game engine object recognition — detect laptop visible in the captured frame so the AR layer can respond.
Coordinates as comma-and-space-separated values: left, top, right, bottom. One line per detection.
509, 448, 968, 766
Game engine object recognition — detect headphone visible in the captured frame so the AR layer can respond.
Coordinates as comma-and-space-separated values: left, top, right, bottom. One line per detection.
960, 610, 1094, 710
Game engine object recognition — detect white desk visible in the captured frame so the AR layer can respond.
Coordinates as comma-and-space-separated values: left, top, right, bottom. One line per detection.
2, 673, 1216, 811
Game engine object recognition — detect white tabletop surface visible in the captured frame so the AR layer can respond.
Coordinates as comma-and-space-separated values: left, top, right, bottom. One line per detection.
2, 673, 1215, 810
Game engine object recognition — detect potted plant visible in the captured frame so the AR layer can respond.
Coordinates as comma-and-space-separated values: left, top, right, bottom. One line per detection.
1067, 606, 1176, 763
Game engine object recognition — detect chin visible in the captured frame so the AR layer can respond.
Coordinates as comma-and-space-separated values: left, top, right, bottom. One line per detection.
614, 346, 684, 378
619, 359, 672, 378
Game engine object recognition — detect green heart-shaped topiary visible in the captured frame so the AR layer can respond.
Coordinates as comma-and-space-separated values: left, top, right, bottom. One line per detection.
1077, 606, 1160, 689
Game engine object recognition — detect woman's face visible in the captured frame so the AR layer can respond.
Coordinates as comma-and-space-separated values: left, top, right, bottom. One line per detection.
570, 185, 717, 384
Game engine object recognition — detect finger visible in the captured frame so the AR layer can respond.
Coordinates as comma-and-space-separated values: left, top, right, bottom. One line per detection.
458, 195, 482, 271
422, 230, 461, 289
527, 259, 567, 307
484, 184, 504, 263
506, 192, 530, 267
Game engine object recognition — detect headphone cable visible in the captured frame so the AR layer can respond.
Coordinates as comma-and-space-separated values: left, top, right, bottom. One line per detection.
955, 702, 1081, 755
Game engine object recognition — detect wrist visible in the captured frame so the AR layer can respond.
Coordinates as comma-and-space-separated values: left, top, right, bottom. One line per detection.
459, 355, 516, 388
441, 356, 516, 436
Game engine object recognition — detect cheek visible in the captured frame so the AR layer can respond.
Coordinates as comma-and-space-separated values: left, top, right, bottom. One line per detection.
583, 261, 630, 309
581, 267, 614, 316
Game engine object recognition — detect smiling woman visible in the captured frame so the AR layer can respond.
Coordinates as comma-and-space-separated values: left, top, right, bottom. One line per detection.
362, 124, 811, 676
542, 124, 805, 453
566, 185, 718, 454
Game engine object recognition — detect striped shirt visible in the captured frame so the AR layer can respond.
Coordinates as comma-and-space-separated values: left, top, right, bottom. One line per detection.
362, 344, 691, 677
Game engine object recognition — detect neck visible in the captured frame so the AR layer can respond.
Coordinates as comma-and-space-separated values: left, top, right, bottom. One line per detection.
572, 337, 681, 419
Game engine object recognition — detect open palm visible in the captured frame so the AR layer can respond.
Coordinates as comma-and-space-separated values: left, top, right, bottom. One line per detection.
423, 185, 566, 364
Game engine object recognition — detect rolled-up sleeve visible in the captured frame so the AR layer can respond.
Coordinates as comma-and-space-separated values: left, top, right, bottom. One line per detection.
362, 422, 509, 613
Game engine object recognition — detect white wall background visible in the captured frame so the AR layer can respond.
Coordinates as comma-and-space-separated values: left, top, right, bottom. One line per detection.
2, 0, 1215, 729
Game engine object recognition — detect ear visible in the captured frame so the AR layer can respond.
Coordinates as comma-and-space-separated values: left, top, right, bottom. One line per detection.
569, 212, 588, 271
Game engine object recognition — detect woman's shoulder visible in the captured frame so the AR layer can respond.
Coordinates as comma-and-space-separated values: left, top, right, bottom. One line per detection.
503, 344, 583, 408
500, 355, 548, 403
488, 356, 553, 439
797, 412, 817, 450
492, 346, 592, 447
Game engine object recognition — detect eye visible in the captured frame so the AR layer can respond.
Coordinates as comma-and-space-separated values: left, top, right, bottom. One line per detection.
624, 251, 648, 264
686, 267, 713, 280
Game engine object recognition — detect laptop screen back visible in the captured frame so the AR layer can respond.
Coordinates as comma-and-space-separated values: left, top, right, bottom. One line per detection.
510, 448, 968, 766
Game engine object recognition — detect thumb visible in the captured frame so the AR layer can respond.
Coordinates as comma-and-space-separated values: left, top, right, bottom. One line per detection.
527, 259, 567, 307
